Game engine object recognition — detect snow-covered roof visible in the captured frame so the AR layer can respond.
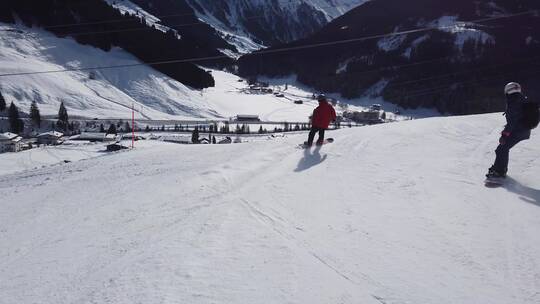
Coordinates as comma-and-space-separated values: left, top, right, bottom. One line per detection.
38, 131, 64, 138
0, 132, 20, 141
77, 133, 106, 140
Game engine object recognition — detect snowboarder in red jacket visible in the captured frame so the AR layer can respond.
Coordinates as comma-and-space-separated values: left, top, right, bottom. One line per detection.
306, 94, 336, 146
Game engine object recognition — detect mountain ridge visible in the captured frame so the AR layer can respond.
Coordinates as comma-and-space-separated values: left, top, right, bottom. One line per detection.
238, 0, 540, 114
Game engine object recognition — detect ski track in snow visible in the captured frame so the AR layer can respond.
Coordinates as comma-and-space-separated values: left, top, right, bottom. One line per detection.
1, 114, 540, 303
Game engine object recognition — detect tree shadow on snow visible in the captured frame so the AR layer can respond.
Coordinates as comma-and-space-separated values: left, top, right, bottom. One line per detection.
295, 146, 327, 172
503, 177, 540, 207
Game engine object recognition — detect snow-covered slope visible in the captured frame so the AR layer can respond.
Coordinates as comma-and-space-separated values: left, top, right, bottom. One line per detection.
0, 23, 216, 120
0, 23, 329, 121
2, 114, 540, 303
103, 0, 175, 35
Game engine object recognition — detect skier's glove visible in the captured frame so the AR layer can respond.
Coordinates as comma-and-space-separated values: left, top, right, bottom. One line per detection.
499, 131, 511, 144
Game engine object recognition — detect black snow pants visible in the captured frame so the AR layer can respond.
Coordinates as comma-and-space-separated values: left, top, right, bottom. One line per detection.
492, 131, 530, 173
307, 127, 326, 146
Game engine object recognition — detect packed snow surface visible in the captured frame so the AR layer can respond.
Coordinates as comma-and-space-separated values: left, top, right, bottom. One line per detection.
1, 113, 540, 303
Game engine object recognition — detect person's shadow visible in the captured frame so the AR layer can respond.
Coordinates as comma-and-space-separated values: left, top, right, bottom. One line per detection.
502, 177, 540, 207
295, 146, 327, 172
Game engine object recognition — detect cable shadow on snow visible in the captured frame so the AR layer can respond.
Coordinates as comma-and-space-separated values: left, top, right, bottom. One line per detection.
295, 146, 327, 172
503, 177, 540, 207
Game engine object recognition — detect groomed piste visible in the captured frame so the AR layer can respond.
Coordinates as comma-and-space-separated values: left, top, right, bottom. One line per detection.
1, 113, 539, 304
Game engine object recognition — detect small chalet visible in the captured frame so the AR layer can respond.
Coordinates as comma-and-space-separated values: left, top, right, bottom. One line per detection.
71, 132, 118, 142
0, 132, 23, 153
37, 131, 64, 145
234, 115, 260, 122
343, 111, 383, 124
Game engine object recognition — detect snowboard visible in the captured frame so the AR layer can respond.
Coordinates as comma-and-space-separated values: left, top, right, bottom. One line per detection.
298, 138, 334, 149
484, 176, 506, 187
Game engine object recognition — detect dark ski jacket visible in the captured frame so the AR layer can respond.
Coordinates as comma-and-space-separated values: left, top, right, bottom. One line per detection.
503, 93, 531, 138
312, 101, 337, 129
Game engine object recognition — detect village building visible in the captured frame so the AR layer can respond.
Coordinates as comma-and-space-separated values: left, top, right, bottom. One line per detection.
343, 110, 383, 124
0, 132, 23, 153
233, 115, 261, 122
37, 131, 64, 145
71, 132, 118, 142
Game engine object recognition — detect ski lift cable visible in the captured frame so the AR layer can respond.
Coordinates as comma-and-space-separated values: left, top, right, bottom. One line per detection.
0, 9, 537, 78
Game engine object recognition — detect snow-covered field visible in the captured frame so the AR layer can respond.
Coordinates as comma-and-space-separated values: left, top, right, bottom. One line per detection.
1, 113, 540, 304
0, 141, 106, 176
260, 74, 440, 119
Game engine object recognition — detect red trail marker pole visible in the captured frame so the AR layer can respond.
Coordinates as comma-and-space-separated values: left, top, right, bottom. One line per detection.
132, 102, 135, 149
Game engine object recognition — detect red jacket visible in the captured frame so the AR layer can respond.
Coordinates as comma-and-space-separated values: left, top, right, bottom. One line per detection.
312, 101, 336, 129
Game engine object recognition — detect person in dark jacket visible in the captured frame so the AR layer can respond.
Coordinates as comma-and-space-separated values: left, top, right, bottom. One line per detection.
306, 94, 337, 147
487, 82, 531, 178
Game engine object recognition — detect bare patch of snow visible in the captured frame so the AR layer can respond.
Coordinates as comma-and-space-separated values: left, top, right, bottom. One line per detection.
377, 32, 407, 52
430, 16, 495, 50
336, 58, 355, 74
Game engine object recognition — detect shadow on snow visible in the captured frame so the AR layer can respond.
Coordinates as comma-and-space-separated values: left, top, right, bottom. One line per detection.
295, 146, 327, 172
503, 177, 540, 207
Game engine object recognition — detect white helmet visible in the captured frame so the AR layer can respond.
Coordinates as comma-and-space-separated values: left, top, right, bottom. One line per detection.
504, 82, 522, 95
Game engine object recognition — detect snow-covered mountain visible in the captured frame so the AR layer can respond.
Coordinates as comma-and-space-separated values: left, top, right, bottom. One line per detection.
0, 23, 213, 120
122, 0, 366, 52
2, 113, 540, 303
185, 0, 366, 47
239, 0, 540, 114
0, 22, 330, 121
0, 0, 230, 90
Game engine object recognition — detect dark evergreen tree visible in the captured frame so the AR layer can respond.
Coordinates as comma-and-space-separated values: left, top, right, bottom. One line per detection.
191, 127, 200, 144
212, 136, 216, 144
0, 91, 6, 112
56, 102, 69, 132
145, 125, 150, 132
107, 124, 117, 134
100, 124, 105, 133
8, 102, 24, 134
124, 121, 131, 132
30, 100, 41, 128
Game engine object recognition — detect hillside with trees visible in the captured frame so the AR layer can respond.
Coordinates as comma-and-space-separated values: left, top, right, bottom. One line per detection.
0, 0, 234, 89
239, 0, 540, 115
